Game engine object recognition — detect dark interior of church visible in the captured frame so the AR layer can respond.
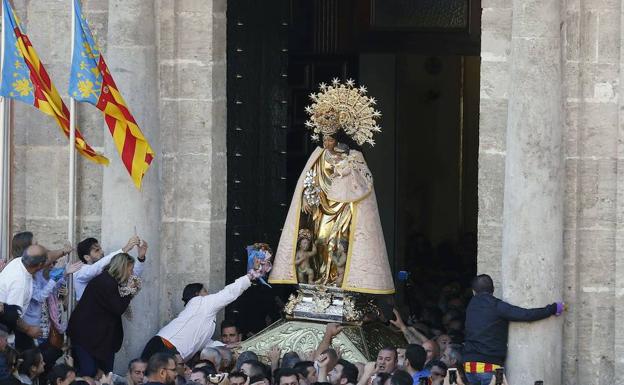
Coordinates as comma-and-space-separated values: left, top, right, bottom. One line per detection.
226, 0, 481, 335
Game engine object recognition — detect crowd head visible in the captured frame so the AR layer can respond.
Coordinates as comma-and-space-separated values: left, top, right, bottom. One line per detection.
128, 359, 147, 385
146, 353, 177, 385
76, 238, 104, 264
375, 348, 397, 374
220, 321, 241, 345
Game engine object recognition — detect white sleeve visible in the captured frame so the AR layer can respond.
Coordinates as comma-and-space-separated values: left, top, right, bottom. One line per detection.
4, 278, 27, 312
200, 275, 252, 313
133, 259, 145, 277
74, 248, 122, 283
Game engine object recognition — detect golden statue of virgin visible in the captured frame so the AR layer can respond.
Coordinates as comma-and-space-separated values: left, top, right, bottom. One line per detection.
269, 79, 394, 294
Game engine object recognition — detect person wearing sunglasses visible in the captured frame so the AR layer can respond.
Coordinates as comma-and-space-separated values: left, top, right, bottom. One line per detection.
144, 353, 177, 385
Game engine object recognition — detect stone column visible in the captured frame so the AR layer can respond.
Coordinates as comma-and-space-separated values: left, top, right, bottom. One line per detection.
500, 1, 564, 384
100, 0, 161, 371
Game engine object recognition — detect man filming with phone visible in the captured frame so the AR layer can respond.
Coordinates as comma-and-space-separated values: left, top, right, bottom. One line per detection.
463, 275, 564, 385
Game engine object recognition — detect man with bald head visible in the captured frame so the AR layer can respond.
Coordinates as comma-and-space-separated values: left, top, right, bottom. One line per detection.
0, 244, 49, 338
422, 340, 440, 368
0, 245, 48, 311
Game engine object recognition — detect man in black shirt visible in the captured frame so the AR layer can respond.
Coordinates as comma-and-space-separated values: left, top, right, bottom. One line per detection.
463, 274, 564, 385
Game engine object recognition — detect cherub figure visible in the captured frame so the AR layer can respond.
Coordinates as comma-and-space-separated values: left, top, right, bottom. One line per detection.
295, 229, 317, 284
331, 239, 348, 286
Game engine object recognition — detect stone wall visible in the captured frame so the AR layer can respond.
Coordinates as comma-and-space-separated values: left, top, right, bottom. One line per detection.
155, 0, 227, 325
478, 0, 624, 384
7, 0, 227, 370
477, 0, 511, 298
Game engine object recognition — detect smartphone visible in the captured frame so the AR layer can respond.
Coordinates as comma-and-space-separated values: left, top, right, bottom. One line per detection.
495, 368, 504, 385
448, 368, 457, 384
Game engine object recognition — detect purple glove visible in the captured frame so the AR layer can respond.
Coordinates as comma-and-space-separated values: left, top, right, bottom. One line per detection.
555, 302, 565, 316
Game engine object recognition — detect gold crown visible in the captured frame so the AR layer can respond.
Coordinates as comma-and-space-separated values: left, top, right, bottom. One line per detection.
304, 79, 382, 146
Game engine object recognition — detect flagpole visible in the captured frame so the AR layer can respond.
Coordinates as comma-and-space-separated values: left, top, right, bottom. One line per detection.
67, 0, 77, 314
0, 0, 12, 261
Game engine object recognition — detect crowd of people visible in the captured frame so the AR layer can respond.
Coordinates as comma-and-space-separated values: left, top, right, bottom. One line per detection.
1, 231, 563, 385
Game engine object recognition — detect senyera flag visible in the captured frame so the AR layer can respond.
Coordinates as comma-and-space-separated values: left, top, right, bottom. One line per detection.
0, 0, 108, 165
69, 0, 154, 189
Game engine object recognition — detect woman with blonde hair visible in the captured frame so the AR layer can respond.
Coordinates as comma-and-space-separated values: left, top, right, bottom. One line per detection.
67, 253, 142, 378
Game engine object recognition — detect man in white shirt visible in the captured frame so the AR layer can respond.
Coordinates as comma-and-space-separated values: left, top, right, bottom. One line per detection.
140, 271, 260, 361
0, 245, 49, 337
73, 235, 146, 300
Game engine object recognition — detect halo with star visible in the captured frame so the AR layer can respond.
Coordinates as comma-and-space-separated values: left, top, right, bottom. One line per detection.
304, 78, 382, 146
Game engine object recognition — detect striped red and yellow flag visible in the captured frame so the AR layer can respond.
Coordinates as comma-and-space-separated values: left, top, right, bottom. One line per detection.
464, 362, 502, 373
0, 0, 108, 165
69, 0, 153, 189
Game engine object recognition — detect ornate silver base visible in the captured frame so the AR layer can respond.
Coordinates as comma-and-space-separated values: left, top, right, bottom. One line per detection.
284, 284, 374, 324
239, 285, 406, 363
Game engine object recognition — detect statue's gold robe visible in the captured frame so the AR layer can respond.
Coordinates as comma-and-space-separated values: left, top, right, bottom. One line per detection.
269, 147, 395, 294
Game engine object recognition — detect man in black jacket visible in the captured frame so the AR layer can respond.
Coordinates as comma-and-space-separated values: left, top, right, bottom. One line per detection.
463, 274, 564, 385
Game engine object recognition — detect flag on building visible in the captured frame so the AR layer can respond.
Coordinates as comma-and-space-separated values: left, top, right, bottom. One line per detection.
69, 0, 154, 189
0, 0, 108, 165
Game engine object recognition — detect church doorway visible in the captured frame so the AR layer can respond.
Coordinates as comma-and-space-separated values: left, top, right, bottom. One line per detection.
226, 0, 481, 335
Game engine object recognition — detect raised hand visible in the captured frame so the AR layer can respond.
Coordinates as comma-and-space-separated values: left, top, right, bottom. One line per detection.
62, 243, 73, 256
100, 372, 113, 385
138, 240, 148, 260
247, 269, 263, 281
302, 201, 312, 215
58, 285, 69, 297
335, 345, 343, 359
555, 302, 566, 316
64, 261, 84, 276
325, 322, 344, 338
64, 351, 74, 368
487, 374, 508, 385
268, 345, 282, 365
389, 309, 406, 331
317, 353, 330, 368
123, 236, 141, 253
362, 361, 377, 376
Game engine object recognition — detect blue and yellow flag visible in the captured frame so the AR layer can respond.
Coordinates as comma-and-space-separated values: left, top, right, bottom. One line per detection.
69, 0, 154, 189
0, 0, 108, 164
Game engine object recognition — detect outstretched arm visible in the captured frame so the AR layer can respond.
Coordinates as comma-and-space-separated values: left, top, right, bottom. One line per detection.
314, 323, 343, 359
201, 275, 253, 312
75, 236, 140, 283
46, 244, 72, 266
73, 249, 120, 284
389, 309, 428, 344
496, 300, 558, 322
